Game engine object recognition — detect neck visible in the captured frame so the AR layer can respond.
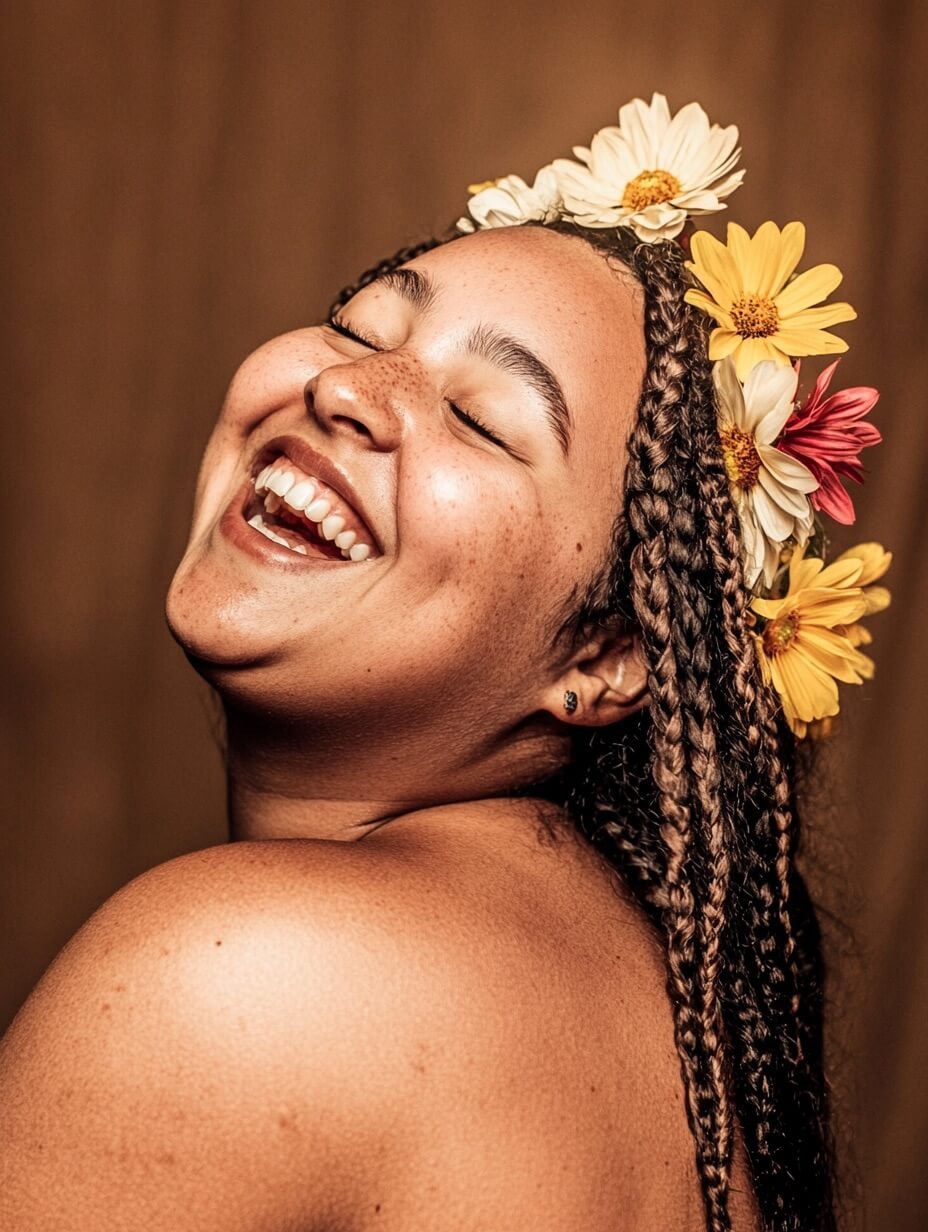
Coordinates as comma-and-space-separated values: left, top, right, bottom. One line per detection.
227, 776, 419, 842
222, 700, 566, 843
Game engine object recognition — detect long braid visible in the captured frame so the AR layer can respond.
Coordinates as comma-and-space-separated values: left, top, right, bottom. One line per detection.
695, 335, 835, 1227
693, 413, 817, 1221
623, 238, 733, 1230
679, 334, 828, 1225
693, 340, 834, 1229
333, 225, 837, 1232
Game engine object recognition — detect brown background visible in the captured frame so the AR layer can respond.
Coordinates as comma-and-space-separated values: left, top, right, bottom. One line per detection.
2, 1, 926, 1227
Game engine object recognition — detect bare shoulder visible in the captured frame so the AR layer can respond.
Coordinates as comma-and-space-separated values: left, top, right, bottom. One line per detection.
0, 822, 606, 1230
0, 811, 743, 1230
0, 836, 514, 1231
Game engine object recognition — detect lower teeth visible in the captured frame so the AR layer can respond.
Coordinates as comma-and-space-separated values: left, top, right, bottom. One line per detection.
248, 495, 368, 561
247, 513, 307, 554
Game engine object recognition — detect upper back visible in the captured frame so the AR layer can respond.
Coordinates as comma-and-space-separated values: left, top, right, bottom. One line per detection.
357, 799, 751, 1231
0, 799, 759, 1231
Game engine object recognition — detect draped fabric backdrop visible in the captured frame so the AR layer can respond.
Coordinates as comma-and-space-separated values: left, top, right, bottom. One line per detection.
2, 2, 925, 1227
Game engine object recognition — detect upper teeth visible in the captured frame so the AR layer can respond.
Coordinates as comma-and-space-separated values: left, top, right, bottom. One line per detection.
305, 498, 331, 522
252, 458, 374, 561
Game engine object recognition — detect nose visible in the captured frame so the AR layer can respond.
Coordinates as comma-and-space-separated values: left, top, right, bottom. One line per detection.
305, 351, 421, 451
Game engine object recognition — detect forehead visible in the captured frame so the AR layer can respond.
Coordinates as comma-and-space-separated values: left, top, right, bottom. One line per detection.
404, 226, 646, 466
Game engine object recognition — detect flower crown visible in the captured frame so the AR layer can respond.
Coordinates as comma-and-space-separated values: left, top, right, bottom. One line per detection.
457, 93, 890, 739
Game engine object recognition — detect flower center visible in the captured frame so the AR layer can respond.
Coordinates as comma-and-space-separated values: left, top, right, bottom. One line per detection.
762, 612, 800, 657
730, 294, 780, 338
720, 425, 762, 489
621, 169, 681, 212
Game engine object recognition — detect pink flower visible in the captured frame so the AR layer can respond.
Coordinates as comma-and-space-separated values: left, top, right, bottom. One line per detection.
776, 360, 881, 524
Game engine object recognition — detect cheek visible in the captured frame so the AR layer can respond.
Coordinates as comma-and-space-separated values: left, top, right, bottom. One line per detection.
398, 454, 568, 638
189, 336, 325, 533
403, 457, 545, 566
221, 333, 316, 431
409, 462, 489, 566
188, 410, 244, 534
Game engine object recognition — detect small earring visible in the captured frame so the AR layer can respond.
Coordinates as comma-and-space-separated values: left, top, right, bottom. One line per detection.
563, 690, 578, 715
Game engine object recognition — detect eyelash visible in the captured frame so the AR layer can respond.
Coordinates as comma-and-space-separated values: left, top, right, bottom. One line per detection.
325, 313, 511, 451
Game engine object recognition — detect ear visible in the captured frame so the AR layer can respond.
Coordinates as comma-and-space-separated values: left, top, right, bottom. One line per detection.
542, 625, 650, 728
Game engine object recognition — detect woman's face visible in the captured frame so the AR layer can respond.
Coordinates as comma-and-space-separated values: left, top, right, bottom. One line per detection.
167, 225, 645, 776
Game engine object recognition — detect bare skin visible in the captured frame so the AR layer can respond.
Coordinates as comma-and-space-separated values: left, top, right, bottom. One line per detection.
0, 226, 760, 1229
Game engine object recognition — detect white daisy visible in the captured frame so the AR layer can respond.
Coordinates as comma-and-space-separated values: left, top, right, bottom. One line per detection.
456, 166, 561, 232
551, 93, 745, 242
712, 358, 819, 589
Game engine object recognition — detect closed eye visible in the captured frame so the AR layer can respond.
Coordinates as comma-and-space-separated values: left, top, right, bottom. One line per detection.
324, 314, 519, 458
448, 403, 509, 450
326, 315, 377, 347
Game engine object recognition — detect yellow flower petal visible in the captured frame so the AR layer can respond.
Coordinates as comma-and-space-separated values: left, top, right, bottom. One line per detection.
814, 555, 865, 590
733, 336, 787, 380
831, 544, 892, 615
754, 635, 773, 684
708, 327, 747, 361
797, 593, 869, 627
774, 263, 845, 316
711, 329, 744, 360
762, 221, 806, 297
769, 327, 851, 357
862, 586, 891, 614
841, 627, 876, 675
684, 288, 734, 327
686, 221, 861, 382
774, 647, 840, 723
845, 622, 873, 647
776, 301, 857, 331
750, 539, 887, 739
852, 645, 876, 680
727, 221, 770, 295
835, 543, 892, 586
687, 230, 740, 307
751, 595, 787, 621
789, 547, 825, 591
795, 627, 867, 683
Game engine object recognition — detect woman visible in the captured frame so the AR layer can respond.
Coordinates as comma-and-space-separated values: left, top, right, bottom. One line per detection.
0, 95, 889, 1231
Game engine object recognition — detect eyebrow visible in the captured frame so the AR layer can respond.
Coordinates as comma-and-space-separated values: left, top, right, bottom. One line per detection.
373, 267, 439, 315
369, 266, 573, 456
459, 324, 572, 456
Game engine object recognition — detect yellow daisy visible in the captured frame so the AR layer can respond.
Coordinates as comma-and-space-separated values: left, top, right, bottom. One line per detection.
749, 542, 876, 737
684, 221, 857, 380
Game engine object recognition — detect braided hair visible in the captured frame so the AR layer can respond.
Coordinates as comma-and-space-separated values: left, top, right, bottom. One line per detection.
330, 223, 836, 1232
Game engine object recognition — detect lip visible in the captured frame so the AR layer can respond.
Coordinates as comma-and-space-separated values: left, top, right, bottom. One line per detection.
250, 434, 383, 552
219, 482, 349, 568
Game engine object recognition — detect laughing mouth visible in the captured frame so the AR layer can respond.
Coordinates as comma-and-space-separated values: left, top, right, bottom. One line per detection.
244, 454, 378, 562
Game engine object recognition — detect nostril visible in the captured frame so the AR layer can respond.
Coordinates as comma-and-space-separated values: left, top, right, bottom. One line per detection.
305, 366, 404, 450
332, 415, 373, 439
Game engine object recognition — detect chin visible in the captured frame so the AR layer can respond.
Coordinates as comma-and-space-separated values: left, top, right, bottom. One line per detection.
165, 548, 283, 678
